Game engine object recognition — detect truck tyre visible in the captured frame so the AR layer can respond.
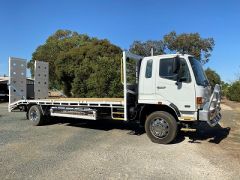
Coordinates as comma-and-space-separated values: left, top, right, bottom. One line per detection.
28, 105, 45, 126
145, 111, 177, 144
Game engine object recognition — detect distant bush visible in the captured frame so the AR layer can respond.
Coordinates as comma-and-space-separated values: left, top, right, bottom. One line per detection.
220, 81, 229, 97
226, 80, 240, 102
205, 68, 221, 87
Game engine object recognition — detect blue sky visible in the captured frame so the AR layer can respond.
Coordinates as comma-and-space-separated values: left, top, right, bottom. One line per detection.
0, 0, 239, 82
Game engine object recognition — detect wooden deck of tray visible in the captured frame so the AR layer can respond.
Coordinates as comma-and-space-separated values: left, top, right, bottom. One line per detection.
47, 98, 124, 103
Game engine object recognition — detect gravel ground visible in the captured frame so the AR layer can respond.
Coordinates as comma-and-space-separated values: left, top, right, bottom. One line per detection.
0, 102, 240, 180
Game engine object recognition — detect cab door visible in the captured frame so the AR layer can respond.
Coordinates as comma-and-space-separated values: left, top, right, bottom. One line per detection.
155, 57, 195, 111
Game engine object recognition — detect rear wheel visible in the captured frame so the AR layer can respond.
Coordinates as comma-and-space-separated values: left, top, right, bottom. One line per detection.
28, 105, 45, 126
145, 111, 178, 144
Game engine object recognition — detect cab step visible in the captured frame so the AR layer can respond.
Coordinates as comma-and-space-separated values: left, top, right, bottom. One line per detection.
112, 112, 124, 115
111, 107, 124, 120
180, 128, 196, 132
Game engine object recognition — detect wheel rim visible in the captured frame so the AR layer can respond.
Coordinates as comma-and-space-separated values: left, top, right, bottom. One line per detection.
30, 109, 38, 122
150, 118, 169, 139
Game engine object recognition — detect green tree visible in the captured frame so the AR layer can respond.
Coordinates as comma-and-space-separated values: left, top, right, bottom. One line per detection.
129, 40, 165, 56
220, 81, 230, 97
226, 81, 240, 102
129, 31, 215, 64
56, 38, 122, 97
205, 68, 221, 87
29, 29, 122, 97
72, 56, 122, 97
28, 30, 92, 89
163, 31, 214, 64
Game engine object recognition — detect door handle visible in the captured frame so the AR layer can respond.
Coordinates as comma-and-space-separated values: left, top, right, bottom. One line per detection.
157, 86, 166, 89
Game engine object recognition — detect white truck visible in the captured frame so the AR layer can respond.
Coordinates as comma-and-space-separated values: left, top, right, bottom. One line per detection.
8, 51, 221, 144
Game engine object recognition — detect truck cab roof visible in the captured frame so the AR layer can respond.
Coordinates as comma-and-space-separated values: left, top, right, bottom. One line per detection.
144, 53, 192, 59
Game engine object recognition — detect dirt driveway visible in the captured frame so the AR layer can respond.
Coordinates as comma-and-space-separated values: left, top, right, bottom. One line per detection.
0, 101, 239, 180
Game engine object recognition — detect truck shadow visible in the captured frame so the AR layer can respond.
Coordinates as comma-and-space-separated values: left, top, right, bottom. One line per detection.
174, 123, 231, 144
47, 118, 145, 136
46, 118, 231, 144
0, 99, 8, 103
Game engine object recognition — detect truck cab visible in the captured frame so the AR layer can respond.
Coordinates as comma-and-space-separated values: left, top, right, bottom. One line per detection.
123, 52, 221, 144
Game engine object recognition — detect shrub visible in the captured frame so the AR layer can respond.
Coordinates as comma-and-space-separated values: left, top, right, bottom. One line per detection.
220, 81, 229, 97
226, 80, 240, 102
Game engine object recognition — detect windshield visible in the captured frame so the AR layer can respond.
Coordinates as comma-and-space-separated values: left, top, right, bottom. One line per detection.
189, 57, 209, 86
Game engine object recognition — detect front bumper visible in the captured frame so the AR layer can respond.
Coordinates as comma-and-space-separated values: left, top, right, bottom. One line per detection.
198, 84, 221, 127
198, 107, 222, 127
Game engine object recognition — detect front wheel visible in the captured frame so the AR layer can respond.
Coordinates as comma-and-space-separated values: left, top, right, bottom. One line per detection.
145, 111, 178, 144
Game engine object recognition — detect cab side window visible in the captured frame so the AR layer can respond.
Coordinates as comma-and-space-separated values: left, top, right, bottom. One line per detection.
159, 58, 177, 80
145, 59, 153, 78
159, 58, 191, 83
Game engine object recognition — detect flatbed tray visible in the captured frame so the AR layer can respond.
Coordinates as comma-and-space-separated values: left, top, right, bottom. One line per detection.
10, 98, 124, 111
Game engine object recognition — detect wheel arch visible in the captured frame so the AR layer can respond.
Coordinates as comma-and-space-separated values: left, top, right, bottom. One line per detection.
26, 103, 50, 117
26, 103, 38, 111
139, 104, 179, 126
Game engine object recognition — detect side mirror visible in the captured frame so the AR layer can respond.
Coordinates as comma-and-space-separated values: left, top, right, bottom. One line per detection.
172, 56, 180, 74
179, 77, 187, 82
